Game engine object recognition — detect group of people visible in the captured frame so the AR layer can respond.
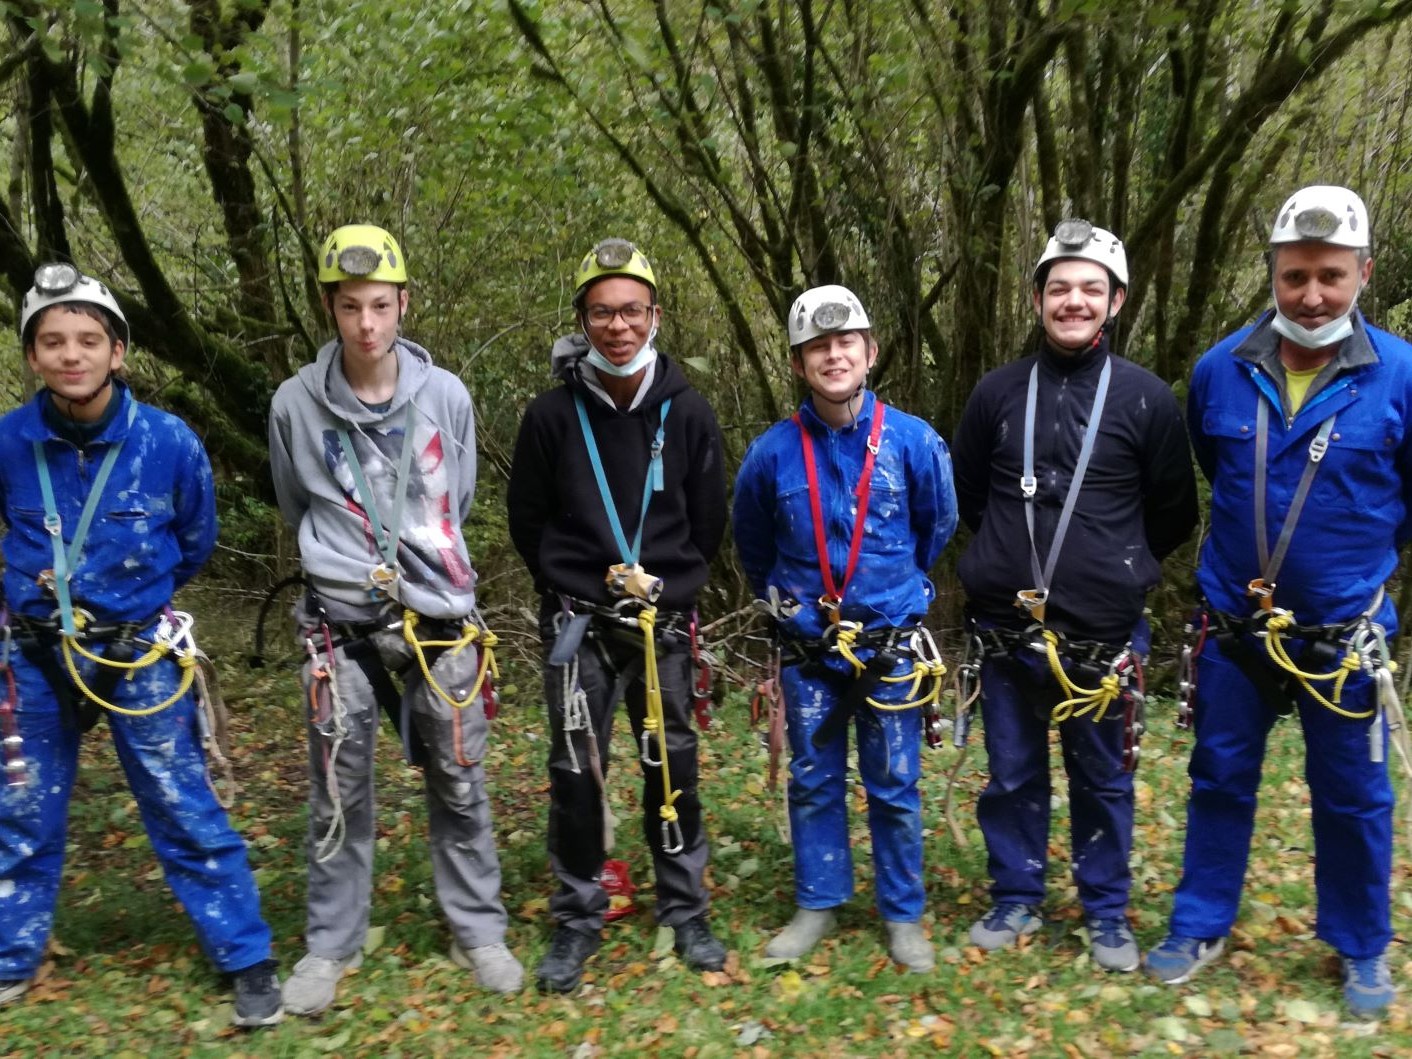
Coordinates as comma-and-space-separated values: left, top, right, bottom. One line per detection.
0, 181, 1404, 1029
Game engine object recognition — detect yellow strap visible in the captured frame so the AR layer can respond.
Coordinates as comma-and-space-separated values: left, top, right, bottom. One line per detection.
61, 635, 195, 716
402, 610, 498, 710
637, 608, 683, 840
1263, 612, 1370, 718
1043, 630, 1121, 723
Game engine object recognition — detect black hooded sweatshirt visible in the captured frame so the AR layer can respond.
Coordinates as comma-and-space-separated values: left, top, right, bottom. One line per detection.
950, 335, 1198, 644
507, 345, 726, 612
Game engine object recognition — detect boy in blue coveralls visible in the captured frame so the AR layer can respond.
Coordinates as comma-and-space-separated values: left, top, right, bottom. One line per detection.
733, 285, 957, 971
0, 265, 281, 1026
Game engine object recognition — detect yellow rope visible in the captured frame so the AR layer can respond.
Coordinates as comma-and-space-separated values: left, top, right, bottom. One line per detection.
61, 635, 195, 716
403, 609, 498, 710
1043, 630, 1122, 723
1263, 611, 1371, 719
637, 607, 683, 850
833, 623, 945, 711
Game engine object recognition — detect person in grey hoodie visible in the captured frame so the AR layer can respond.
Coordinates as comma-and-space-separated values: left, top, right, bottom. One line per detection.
269, 224, 522, 1014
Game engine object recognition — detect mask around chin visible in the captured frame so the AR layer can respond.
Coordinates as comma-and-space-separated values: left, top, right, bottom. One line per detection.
1270, 308, 1355, 350
584, 325, 659, 378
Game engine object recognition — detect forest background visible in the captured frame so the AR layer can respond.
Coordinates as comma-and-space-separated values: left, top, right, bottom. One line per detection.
3, 1, 1412, 1056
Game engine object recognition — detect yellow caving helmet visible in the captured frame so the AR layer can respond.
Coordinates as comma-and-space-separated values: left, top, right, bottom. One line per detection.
318, 224, 407, 284
572, 238, 657, 304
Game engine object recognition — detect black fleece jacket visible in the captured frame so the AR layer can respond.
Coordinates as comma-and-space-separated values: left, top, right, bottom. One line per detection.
507, 351, 726, 612
951, 336, 1198, 643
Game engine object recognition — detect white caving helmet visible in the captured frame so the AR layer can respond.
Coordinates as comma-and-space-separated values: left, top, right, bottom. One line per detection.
1033, 219, 1128, 290
19, 263, 130, 346
787, 284, 871, 347
1269, 185, 1370, 249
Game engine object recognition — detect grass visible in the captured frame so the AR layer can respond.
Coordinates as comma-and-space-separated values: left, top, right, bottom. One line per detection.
1, 585, 1409, 1058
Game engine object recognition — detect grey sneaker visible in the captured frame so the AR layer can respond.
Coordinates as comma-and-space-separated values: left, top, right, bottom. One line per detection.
1342, 953, 1397, 1018
884, 920, 935, 973
1145, 934, 1225, 985
1086, 917, 1139, 973
281, 951, 364, 1016
969, 903, 1041, 950
231, 960, 284, 1027
0, 979, 30, 1006
764, 908, 837, 960
450, 941, 524, 994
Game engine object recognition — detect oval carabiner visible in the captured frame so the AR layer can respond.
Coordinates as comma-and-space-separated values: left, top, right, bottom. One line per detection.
660, 816, 684, 856
640, 729, 661, 767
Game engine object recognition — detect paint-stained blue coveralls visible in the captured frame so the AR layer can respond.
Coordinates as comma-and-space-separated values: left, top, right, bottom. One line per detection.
0, 384, 273, 980
734, 393, 956, 920
1172, 313, 1412, 959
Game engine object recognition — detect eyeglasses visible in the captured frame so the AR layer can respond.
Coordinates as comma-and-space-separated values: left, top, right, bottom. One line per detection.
585, 302, 652, 326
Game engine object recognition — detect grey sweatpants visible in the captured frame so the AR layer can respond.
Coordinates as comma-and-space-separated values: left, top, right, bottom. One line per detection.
299, 625, 510, 959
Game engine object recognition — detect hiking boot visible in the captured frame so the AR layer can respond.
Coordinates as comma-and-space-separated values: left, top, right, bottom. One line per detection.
0, 979, 30, 1006
1144, 935, 1225, 985
1086, 917, 1139, 973
281, 950, 364, 1016
969, 903, 1041, 950
231, 959, 284, 1028
450, 941, 525, 994
884, 920, 935, 973
673, 914, 727, 971
535, 926, 601, 994
764, 908, 837, 960
1342, 953, 1397, 1018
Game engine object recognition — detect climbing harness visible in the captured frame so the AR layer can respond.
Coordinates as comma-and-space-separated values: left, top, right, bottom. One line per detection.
794, 403, 885, 621
1016, 356, 1111, 624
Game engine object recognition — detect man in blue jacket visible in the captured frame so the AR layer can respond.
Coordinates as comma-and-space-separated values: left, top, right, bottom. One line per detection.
0, 265, 280, 1026
733, 284, 957, 972
1147, 185, 1409, 1019
951, 223, 1197, 973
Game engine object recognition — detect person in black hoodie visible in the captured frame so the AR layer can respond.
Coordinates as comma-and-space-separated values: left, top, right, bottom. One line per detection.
507, 239, 728, 993
951, 221, 1197, 973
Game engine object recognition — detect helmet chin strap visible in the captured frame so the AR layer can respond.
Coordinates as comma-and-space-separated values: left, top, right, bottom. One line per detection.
56, 373, 113, 410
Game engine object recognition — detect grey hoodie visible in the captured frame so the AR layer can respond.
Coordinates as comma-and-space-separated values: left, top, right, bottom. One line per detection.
269, 337, 478, 622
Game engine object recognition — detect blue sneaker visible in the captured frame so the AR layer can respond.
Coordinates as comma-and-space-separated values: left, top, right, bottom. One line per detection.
1342, 954, 1396, 1018
969, 903, 1041, 950
1145, 935, 1225, 984
1086, 917, 1139, 973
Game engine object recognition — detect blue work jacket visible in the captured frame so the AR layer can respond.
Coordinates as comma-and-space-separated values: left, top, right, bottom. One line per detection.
1190, 312, 1412, 628
0, 384, 217, 623
733, 391, 957, 641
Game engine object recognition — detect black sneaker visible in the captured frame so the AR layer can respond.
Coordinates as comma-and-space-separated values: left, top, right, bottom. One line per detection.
673, 914, 727, 971
535, 926, 601, 994
232, 959, 284, 1027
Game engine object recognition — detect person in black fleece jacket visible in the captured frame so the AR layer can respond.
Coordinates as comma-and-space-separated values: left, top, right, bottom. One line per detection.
507, 238, 727, 994
951, 220, 1197, 974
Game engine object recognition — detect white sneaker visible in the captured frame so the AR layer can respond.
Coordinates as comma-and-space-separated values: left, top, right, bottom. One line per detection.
450, 941, 524, 994
0, 979, 30, 1006
281, 951, 364, 1016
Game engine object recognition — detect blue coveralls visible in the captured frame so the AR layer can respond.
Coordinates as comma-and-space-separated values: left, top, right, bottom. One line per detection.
1172, 313, 1412, 959
0, 385, 273, 979
733, 393, 957, 920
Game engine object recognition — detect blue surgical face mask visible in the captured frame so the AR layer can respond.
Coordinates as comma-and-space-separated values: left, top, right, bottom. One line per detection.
583, 320, 660, 377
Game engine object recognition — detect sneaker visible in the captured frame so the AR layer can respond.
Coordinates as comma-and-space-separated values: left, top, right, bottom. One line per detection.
231, 959, 284, 1028
0, 979, 30, 1006
969, 903, 1042, 950
281, 950, 364, 1016
535, 926, 601, 994
1145, 934, 1225, 985
1086, 917, 1139, 973
764, 908, 837, 960
673, 914, 727, 971
1342, 953, 1397, 1018
450, 941, 524, 994
884, 920, 935, 973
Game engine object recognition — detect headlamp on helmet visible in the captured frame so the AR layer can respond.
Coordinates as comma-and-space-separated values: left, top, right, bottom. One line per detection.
573, 238, 658, 304
318, 225, 407, 285
787, 285, 871, 347
1269, 186, 1369, 249
19, 263, 129, 346
1033, 219, 1128, 290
